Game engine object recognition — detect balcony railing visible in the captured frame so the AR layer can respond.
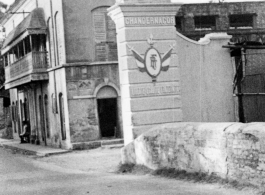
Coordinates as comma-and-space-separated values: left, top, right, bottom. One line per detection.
5, 51, 48, 83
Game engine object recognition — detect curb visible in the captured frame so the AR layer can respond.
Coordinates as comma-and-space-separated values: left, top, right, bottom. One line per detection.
0, 140, 70, 157
1, 144, 37, 156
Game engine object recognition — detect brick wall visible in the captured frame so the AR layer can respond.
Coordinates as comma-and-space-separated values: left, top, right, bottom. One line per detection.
178, 2, 265, 41
122, 122, 265, 187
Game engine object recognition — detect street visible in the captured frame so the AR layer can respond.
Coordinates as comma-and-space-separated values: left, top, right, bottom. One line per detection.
0, 147, 256, 195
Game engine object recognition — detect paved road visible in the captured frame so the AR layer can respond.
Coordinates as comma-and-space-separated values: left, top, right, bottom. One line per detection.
0, 147, 256, 195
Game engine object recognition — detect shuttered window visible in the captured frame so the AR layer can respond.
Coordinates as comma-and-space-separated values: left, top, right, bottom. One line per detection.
92, 7, 117, 62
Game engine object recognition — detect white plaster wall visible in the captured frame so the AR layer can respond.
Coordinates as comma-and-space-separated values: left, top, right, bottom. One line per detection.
176, 33, 235, 122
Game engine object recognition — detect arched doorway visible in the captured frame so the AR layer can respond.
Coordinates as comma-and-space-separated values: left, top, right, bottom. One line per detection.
96, 86, 118, 138
59, 93, 66, 140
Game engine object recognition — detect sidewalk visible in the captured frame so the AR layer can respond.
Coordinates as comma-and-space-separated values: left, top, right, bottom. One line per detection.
0, 138, 70, 157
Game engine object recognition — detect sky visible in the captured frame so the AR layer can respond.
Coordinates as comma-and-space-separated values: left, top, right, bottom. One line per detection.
0, 0, 263, 5
1, 0, 15, 5
172, 0, 264, 2
0, 0, 262, 6
1, 0, 264, 4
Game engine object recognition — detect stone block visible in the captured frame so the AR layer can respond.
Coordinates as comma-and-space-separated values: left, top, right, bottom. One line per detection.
119, 67, 180, 84
123, 95, 181, 112
131, 109, 183, 126
120, 81, 180, 99
129, 82, 180, 98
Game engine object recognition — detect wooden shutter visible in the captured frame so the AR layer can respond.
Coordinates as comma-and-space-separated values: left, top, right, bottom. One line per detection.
93, 7, 117, 61
106, 15, 117, 61
93, 10, 107, 43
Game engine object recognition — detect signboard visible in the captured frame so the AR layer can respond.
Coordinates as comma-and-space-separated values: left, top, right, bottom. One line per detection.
125, 16, 175, 26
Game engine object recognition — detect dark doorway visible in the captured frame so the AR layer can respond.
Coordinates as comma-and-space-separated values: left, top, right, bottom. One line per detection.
59, 93, 66, 140
97, 98, 117, 138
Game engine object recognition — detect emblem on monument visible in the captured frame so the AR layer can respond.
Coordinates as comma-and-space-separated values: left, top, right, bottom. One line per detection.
127, 34, 175, 82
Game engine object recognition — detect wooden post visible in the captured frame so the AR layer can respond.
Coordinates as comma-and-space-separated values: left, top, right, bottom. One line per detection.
29, 35, 33, 52
8, 52, 10, 66
3, 54, 5, 67
11, 49, 14, 63
17, 45, 20, 59
23, 39, 26, 55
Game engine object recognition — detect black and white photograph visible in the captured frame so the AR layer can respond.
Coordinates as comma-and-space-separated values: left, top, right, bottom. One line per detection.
0, 0, 264, 194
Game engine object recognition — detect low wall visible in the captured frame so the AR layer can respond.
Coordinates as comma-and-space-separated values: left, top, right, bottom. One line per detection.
122, 123, 265, 186
177, 33, 235, 122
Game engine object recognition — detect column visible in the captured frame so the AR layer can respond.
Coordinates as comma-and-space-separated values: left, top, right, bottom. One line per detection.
108, 0, 183, 145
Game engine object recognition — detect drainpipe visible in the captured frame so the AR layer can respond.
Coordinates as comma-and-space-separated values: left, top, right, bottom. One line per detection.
50, 0, 58, 113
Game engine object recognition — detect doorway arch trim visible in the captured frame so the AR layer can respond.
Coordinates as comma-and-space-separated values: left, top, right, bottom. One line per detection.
93, 82, 120, 98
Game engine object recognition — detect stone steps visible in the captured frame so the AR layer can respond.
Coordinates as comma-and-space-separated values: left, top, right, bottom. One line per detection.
72, 139, 124, 150
101, 143, 124, 149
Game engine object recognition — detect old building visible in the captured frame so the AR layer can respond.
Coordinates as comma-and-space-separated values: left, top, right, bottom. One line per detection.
3, 0, 265, 149
0, 2, 9, 137
176, 1, 265, 42
174, 1, 265, 124
1, 0, 121, 149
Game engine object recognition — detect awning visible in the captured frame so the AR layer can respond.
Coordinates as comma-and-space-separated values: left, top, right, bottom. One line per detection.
1, 8, 47, 55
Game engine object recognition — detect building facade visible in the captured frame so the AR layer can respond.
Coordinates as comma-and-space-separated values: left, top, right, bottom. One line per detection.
174, 1, 265, 123
3, 0, 265, 149
1, 0, 121, 149
176, 1, 265, 42
0, 2, 9, 137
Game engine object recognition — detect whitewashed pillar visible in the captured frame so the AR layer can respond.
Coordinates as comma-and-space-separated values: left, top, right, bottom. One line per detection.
108, 0, 183, 145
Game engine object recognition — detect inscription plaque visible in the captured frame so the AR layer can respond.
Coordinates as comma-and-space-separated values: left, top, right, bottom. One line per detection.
125, 16, 175, 26
131, 84, 180, 98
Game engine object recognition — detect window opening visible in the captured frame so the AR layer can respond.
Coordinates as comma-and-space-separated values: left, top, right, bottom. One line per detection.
92, 7, 117, 62
229, 14, 254, 29
175, 17, 183, 31
194, 16, 216, 31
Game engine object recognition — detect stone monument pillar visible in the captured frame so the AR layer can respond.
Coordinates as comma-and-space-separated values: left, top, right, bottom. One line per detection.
108, 0, 183, 145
